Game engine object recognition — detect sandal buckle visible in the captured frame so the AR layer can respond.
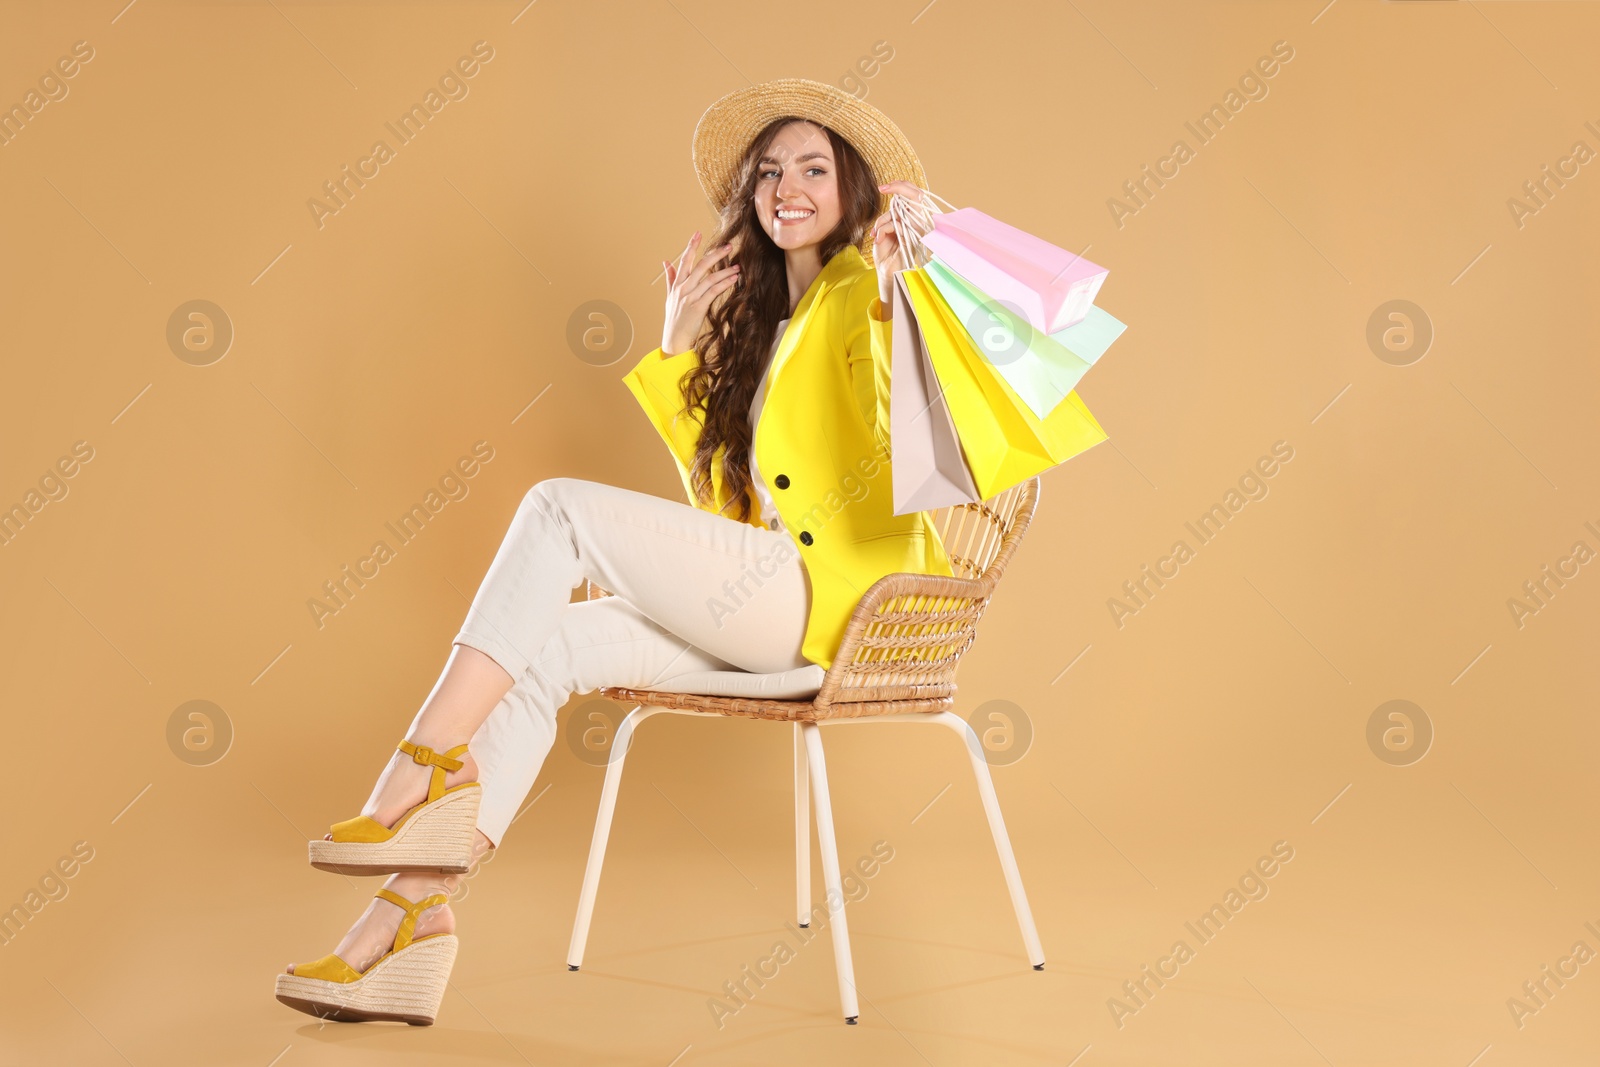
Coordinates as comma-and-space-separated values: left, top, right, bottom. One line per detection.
410, 744, 435, 766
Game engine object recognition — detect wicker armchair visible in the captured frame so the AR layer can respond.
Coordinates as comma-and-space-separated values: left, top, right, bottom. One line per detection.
566, 477, 1045, 1023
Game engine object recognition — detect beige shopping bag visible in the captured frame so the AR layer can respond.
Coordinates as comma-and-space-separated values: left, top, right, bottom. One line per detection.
890, 271, 981, 516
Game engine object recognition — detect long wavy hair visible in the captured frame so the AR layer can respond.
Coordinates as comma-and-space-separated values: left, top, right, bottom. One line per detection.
678, 117, 881, 523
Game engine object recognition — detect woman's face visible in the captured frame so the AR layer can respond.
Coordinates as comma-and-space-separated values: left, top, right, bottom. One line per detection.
751, 120, 842, 253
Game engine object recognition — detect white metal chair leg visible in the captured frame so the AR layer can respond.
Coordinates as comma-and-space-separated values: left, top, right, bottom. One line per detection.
794, 722, 811, 927
932, 711, 1046, 968
567, 704, 660, 970
802, 722, 859, 1023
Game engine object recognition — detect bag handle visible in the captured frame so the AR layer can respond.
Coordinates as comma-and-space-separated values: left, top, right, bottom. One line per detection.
887, 186, 958, 270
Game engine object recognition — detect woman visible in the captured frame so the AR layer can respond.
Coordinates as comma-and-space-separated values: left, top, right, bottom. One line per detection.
275, 77, 954, 1025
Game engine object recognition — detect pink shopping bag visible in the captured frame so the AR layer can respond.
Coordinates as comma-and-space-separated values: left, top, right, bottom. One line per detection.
920, 207, 1107, 334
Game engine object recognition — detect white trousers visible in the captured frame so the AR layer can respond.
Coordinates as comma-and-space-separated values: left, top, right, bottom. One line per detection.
452, 477, 812, 847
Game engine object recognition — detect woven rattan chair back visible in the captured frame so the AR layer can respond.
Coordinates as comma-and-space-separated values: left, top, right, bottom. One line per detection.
811, 477, 1040, 712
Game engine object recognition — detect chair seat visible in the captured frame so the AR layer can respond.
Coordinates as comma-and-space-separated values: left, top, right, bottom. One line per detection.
613, 663, 827, 700
598, 665, 823, 723
599, 664, 955, 722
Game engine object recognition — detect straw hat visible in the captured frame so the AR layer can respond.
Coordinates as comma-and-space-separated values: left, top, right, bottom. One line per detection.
692, 78, 927, 259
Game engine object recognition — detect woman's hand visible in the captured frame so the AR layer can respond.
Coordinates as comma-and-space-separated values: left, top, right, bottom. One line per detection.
661, 231, 740, 356
870, 180, 934, 308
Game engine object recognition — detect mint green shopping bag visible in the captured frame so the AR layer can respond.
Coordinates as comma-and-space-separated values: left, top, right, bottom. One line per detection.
924, 255, 1126, 420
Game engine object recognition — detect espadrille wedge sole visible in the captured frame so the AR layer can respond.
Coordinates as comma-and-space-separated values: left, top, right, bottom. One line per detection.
308, 740, 481, 876
276, 888, 457, 1025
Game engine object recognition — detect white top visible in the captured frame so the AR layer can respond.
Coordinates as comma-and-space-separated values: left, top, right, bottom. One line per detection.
747, 316, 791, 531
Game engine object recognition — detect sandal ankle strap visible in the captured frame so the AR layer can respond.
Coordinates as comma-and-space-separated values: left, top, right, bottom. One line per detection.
374, 886, 451, 953
397, 740, 470, 803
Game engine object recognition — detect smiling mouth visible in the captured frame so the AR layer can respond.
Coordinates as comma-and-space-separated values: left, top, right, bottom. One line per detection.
775, 207, 814, 224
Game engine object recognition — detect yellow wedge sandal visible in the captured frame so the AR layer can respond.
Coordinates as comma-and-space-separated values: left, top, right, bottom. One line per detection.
275, 886, 457, 1025
308, 740, 481, 876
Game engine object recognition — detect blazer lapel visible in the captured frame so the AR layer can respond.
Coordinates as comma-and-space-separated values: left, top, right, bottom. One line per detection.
764, 245, 867, 393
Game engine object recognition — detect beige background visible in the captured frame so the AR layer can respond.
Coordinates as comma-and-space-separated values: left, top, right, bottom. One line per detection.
2, 0, 1597, 1064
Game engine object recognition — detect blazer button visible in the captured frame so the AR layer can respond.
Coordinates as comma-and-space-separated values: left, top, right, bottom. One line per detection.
774, 474, 790, 490
799, 531, 813, 546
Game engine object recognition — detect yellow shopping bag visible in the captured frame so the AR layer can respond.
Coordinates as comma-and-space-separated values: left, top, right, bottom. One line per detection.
901, 266, 1108, 499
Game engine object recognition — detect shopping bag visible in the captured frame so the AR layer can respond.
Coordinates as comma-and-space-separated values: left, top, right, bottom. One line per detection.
919, 206, 1107, 334
889, 272, 982, 515
922, 254, 1126, 419
900, 266, 1108, 499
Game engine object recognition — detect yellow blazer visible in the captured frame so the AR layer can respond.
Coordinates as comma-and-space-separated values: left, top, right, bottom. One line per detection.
622, 244, 954, 669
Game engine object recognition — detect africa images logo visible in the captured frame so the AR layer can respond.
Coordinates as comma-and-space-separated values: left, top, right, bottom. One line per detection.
305, 41, 496, 230
1106, 40, 1296, 229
